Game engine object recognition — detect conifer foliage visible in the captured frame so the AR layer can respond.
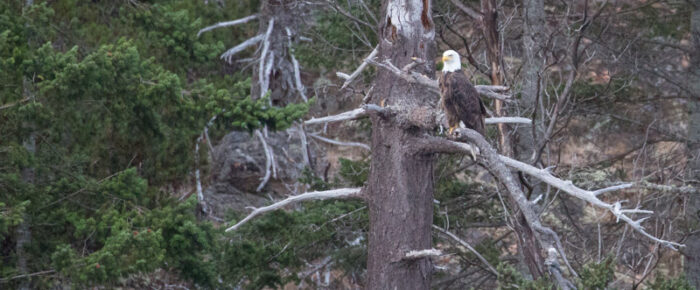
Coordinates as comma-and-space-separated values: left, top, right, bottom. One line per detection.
0, 0, 309, 287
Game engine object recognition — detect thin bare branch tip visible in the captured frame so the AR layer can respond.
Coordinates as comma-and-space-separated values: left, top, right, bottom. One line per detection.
433, 225, 498, 276
198, 14, 259, 37
340, 46, 379, 90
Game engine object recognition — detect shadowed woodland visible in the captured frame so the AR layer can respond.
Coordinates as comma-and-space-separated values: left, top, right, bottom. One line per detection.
1, 0, 700, 289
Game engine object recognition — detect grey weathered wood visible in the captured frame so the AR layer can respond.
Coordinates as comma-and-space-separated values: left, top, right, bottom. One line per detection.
685, 0, 700, 287
225, 188, 363, 232
197, 14, 259, 37
518, 0, 545, 163
250, 0, 307, 105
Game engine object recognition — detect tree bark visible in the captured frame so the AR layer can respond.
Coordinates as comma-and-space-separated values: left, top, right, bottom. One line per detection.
685, 0, 700, 287
366, 0, 437, 288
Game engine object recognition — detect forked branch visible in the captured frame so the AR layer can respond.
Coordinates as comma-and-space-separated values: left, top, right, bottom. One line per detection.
339, 46, 379, 89
423, 128, 683, 250
416, 130, 578, 283
499, 154, 682, 249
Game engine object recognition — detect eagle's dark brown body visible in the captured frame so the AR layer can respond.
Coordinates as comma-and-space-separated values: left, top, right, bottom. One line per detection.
439, 70, 486, 135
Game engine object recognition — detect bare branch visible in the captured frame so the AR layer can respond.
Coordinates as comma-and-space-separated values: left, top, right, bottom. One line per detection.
367, 58, 440, 94
194, 146, 207, 213
198, 14, 259, 37
634, 180, 699, 195
309, 133, 370, 151
410, 134, 479, 157
449, 0, 483, 21
304, 104, 385, 125
403, 248, 443, 260
255, 129, 273, 192
258, 18, 275, 99
593, 183, 633, 196
324, 0, 375, 30
497, 144, 683, 249
422, 127, 683, 250
447, 128, 578, 283
291, 53, 307, 101
225, 188, 363, 232
475, 85, 509, 92
478, 89, 514, 102
336, 72, 351, 79
340, 46, 379, 90
305, 107, 368, 125
485, 117, 532, 125
286, 27, 308, 102
0, 97, 30, 110
261, 51, 275, 102
367, 58, 512, 101
433, 225, 499, 276
294, 124, 311, 167
0, 270, 55, 282
194, 114, 218, 213
220, 34, 264, 62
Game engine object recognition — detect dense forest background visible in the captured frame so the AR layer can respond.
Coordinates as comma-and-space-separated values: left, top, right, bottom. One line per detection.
1, 0, 699, 289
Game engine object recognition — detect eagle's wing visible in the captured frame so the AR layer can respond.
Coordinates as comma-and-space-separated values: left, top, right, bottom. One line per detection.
441, 71, 485, 135
439, 73, 461, 130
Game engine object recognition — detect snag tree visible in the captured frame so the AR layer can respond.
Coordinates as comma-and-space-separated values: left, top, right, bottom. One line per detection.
225, 0, 684, 288
364, 0, 437, 287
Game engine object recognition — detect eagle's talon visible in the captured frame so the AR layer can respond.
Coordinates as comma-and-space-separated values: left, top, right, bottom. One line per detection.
469, 147, 477, 161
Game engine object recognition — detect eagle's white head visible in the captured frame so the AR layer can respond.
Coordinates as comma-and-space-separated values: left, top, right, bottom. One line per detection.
442, 50, 461, 73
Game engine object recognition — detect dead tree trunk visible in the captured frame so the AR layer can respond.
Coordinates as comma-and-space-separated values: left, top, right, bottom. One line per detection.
366, 0, 437, 288
518, 0, 545, 163
220, 0, 310, 194
685, 0, 700, 287
481, 0, 512, 157
480, 0, 546, 279
251, 0, 305, 106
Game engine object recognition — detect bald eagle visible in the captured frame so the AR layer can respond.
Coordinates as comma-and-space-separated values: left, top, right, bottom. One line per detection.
439, 50, 486, 136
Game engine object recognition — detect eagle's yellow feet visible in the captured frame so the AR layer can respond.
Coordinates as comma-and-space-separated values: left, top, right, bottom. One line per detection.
448, 126, 456, 135
380, 99, 386, 107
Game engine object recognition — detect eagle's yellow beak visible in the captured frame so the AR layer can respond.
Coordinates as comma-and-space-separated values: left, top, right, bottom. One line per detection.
442, 56, 449, 62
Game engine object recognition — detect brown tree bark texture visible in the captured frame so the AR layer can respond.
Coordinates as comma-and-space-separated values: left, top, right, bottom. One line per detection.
366, 0, 437, 288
